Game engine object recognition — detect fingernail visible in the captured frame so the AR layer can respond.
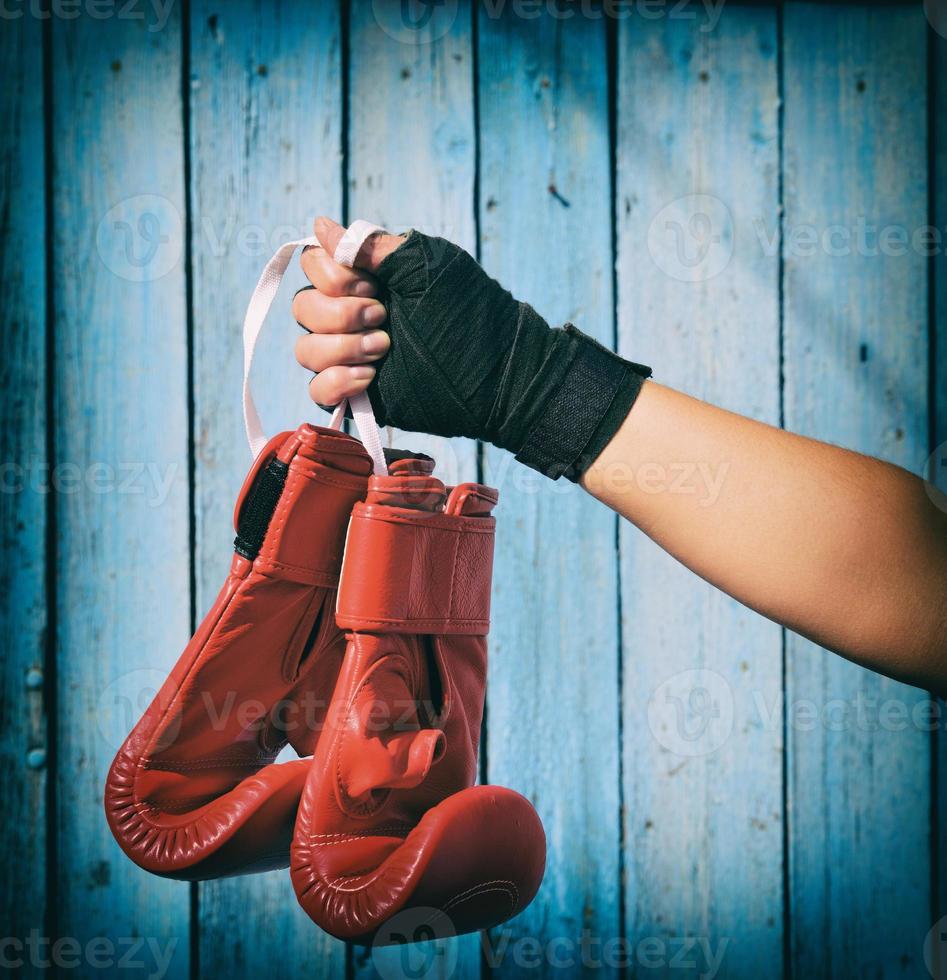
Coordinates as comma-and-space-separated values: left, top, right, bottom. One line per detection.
351, 366, 375, 381
361, 331, 389, 355
361, 303, 386, 327
352, 279, 376, 298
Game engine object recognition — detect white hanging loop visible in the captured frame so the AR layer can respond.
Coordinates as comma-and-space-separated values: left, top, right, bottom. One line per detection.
241, 220, 389, 476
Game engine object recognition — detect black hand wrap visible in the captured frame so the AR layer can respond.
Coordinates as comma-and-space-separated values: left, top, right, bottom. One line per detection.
369, 230, 651, 482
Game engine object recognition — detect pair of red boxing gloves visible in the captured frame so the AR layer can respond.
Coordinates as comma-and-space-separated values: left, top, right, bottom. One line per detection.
104, 222, 546, 945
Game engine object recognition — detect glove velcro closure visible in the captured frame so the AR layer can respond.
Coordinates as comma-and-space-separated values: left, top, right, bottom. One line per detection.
514, 324, 652, 482
336, 503, 495, 635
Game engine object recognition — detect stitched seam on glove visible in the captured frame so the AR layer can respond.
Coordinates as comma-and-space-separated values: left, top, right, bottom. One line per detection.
442, 880, 518, 913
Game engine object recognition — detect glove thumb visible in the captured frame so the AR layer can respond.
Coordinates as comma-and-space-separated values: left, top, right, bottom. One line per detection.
337, 653, 445, 799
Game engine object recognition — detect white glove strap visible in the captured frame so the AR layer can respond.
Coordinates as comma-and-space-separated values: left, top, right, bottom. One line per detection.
241, 220, 389, 476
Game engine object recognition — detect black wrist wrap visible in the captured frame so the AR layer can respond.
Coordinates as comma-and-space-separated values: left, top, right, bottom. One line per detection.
371, 230, 651, 482
513, 324, 650, 481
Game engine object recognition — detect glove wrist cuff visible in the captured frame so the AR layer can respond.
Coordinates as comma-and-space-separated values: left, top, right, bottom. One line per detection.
336, 484, 498, 636
513, 324, 651, 481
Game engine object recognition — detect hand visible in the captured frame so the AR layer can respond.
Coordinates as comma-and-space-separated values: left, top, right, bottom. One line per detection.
294, 216, 650, 481
293, 216, 404, 406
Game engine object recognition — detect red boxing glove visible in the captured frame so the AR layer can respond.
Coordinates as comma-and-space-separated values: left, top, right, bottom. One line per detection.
105, 424, 380, 878
291, 461, 546, 942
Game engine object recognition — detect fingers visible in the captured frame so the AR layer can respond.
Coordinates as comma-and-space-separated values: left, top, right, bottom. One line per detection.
292, 286, 386, 334
300, 245, 378, 298
296, 329, 390, 373
308, 365, 375, 407
314, 216, 405, 272
296, 216, 401, 411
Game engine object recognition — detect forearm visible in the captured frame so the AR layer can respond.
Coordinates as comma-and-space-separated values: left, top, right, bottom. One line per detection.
582, 382, 947, 691
297, 221, 946, 689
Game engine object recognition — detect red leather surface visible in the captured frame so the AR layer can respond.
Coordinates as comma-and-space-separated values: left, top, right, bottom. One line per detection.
291, 469, 546, 943
335, 483, 497, 635
104, 424, 374, 879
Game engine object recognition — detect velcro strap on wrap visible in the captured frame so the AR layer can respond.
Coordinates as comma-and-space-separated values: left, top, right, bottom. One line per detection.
336, 504, 495, 635
514, 324, 651, 480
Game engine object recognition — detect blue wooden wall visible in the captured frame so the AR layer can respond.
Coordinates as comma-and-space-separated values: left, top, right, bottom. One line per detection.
1, 2, 944, 978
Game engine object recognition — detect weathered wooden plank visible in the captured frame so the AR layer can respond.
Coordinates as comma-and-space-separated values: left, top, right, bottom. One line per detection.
0, 12, 47, 974
617, 9, 783, 978
347, 5, 479, 977
347, 0, 477, 491
188, 1, 347, 975
783, 6, 931, 977
933, 20, 947, 960
478, 13, 621, 977
53, 9, 190, 977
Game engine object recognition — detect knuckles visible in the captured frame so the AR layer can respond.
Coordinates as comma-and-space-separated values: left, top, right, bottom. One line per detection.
293, 289, 366, 334
308, 365, 373, 405
301, 248, 352, 297
292, 287, 317, 326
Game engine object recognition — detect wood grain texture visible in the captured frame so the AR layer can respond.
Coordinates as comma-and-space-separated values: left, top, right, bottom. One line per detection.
52, 9, 191, 977
188, 0, 347, 974
347, 0, 477, 491
347, 6, 480, 977
0, 12, 47, 972
5, 8, 944, 978
478, 13, 622, 977
783, 6, 931, 977
934, 22, 947, 958
617, 9, 783, 978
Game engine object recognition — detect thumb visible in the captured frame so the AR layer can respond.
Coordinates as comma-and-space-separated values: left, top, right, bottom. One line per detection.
314, 216, 405, 272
